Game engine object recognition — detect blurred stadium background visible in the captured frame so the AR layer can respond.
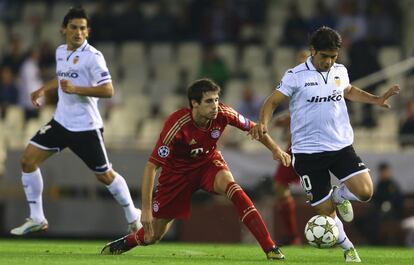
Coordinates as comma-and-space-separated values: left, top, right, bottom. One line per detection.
1, 0, 414, 247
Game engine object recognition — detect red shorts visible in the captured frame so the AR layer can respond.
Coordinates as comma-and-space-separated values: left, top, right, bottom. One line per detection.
152, 152, 228, 220
273, 163, 299, 186
273, 147, 299, 186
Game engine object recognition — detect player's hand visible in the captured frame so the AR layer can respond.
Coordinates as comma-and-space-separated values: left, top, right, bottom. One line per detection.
378, 84, 400, 108
272, 147, 291, 167
141, 208, 155, 244
248, 123, 268, 140
30, 88, 44, 108
60, 79, 77, 94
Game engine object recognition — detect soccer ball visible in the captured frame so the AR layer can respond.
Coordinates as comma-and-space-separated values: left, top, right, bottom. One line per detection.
304, 215, 339, 248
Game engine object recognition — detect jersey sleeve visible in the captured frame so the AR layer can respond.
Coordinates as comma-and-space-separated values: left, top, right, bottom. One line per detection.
219, 104, 254, 131
276, 69, 297, 97
88, 52, 112, 86
148, 116, 178, 167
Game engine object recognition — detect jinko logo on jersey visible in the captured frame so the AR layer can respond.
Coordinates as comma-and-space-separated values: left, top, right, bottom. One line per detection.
57, 70, 79, 78
307, 93, 342, 103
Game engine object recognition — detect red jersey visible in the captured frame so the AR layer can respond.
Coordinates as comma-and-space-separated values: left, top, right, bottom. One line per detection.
149, 103, 254, 174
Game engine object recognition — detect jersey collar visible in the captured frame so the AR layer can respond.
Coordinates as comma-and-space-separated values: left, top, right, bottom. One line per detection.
66, 40, 88, 61
306, 56, 337, 73
78, 40, 88, 51
305, 56, 316, 71
66, 40, 88, 52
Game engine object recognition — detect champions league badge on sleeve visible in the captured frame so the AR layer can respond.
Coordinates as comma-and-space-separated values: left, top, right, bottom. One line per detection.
158, 145, 170, 158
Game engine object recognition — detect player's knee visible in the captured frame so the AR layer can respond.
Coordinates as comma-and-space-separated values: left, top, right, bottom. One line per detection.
20, 154, 37, 172
356, 184, 373, 202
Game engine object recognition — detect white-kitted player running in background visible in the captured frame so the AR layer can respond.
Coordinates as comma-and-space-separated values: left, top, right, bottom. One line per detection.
10, 7, 142, 236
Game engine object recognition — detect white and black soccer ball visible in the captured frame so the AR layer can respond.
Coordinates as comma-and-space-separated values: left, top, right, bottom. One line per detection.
304, 215, 339, 248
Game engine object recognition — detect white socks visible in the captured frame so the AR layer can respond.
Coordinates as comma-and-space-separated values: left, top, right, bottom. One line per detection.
335, 184, 360, 202
22, 169, 46, 223
22, 170, 138, 224
106, 173, 139, 223
335, 216, 354, 250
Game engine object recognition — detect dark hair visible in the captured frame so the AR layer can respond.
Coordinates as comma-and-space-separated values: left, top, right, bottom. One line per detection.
187, 78, 221, 108
378, 161, 390, 171
310, 26, 342, 51
62, 7, 90, 28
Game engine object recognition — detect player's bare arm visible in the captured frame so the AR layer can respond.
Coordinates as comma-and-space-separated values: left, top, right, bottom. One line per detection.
250, 90, 287, 140
31, 77, 59, 107
60, 79, 114, 98
141, 161, 159, 243
258, 133, 291, 167
344, 84, 400, 108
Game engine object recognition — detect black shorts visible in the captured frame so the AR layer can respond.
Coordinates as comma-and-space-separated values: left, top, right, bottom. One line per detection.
292, 145, 368, 206
30, 119, 112, 173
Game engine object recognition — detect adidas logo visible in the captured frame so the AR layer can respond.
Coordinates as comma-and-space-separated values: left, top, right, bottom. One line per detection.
189, 139, 197, 145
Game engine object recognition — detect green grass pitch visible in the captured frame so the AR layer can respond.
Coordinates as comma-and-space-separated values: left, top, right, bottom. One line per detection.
0, 239, 413, 265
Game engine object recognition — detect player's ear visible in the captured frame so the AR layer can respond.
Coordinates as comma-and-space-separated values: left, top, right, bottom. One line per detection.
310, 47, 316, 57
191, 99, 199, 108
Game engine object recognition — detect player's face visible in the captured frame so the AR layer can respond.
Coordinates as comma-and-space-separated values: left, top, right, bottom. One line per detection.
63, 18, 89, 50
194, 91, 219, 120
311, 49, 339, 72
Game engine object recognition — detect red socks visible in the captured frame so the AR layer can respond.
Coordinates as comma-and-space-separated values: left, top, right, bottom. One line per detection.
126, 228, 146, 247
278, 196, 300, 244
225, 182, 275, 252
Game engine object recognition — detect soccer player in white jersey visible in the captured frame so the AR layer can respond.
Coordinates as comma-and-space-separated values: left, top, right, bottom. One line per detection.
10, 7, 142, 235
250, 26, 400, 262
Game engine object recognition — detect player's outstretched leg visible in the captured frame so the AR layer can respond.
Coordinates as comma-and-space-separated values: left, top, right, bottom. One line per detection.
225, 182, 285, 260
103, 172, 143, 231
332, 185, 354, 222
11, 169, 48, 235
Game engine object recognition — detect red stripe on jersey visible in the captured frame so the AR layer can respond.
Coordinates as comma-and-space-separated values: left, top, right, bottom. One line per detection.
219, 109, 238, 120
218, 104, 238, 114
218, 106, 238, 117
163, 114, 191, 145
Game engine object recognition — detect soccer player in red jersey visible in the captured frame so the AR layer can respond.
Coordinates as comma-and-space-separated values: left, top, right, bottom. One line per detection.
101, 78, 291, 260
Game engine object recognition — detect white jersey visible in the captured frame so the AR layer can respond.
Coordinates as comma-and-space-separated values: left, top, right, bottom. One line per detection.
277, 57, 353, 153
53, 40, 111, 131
